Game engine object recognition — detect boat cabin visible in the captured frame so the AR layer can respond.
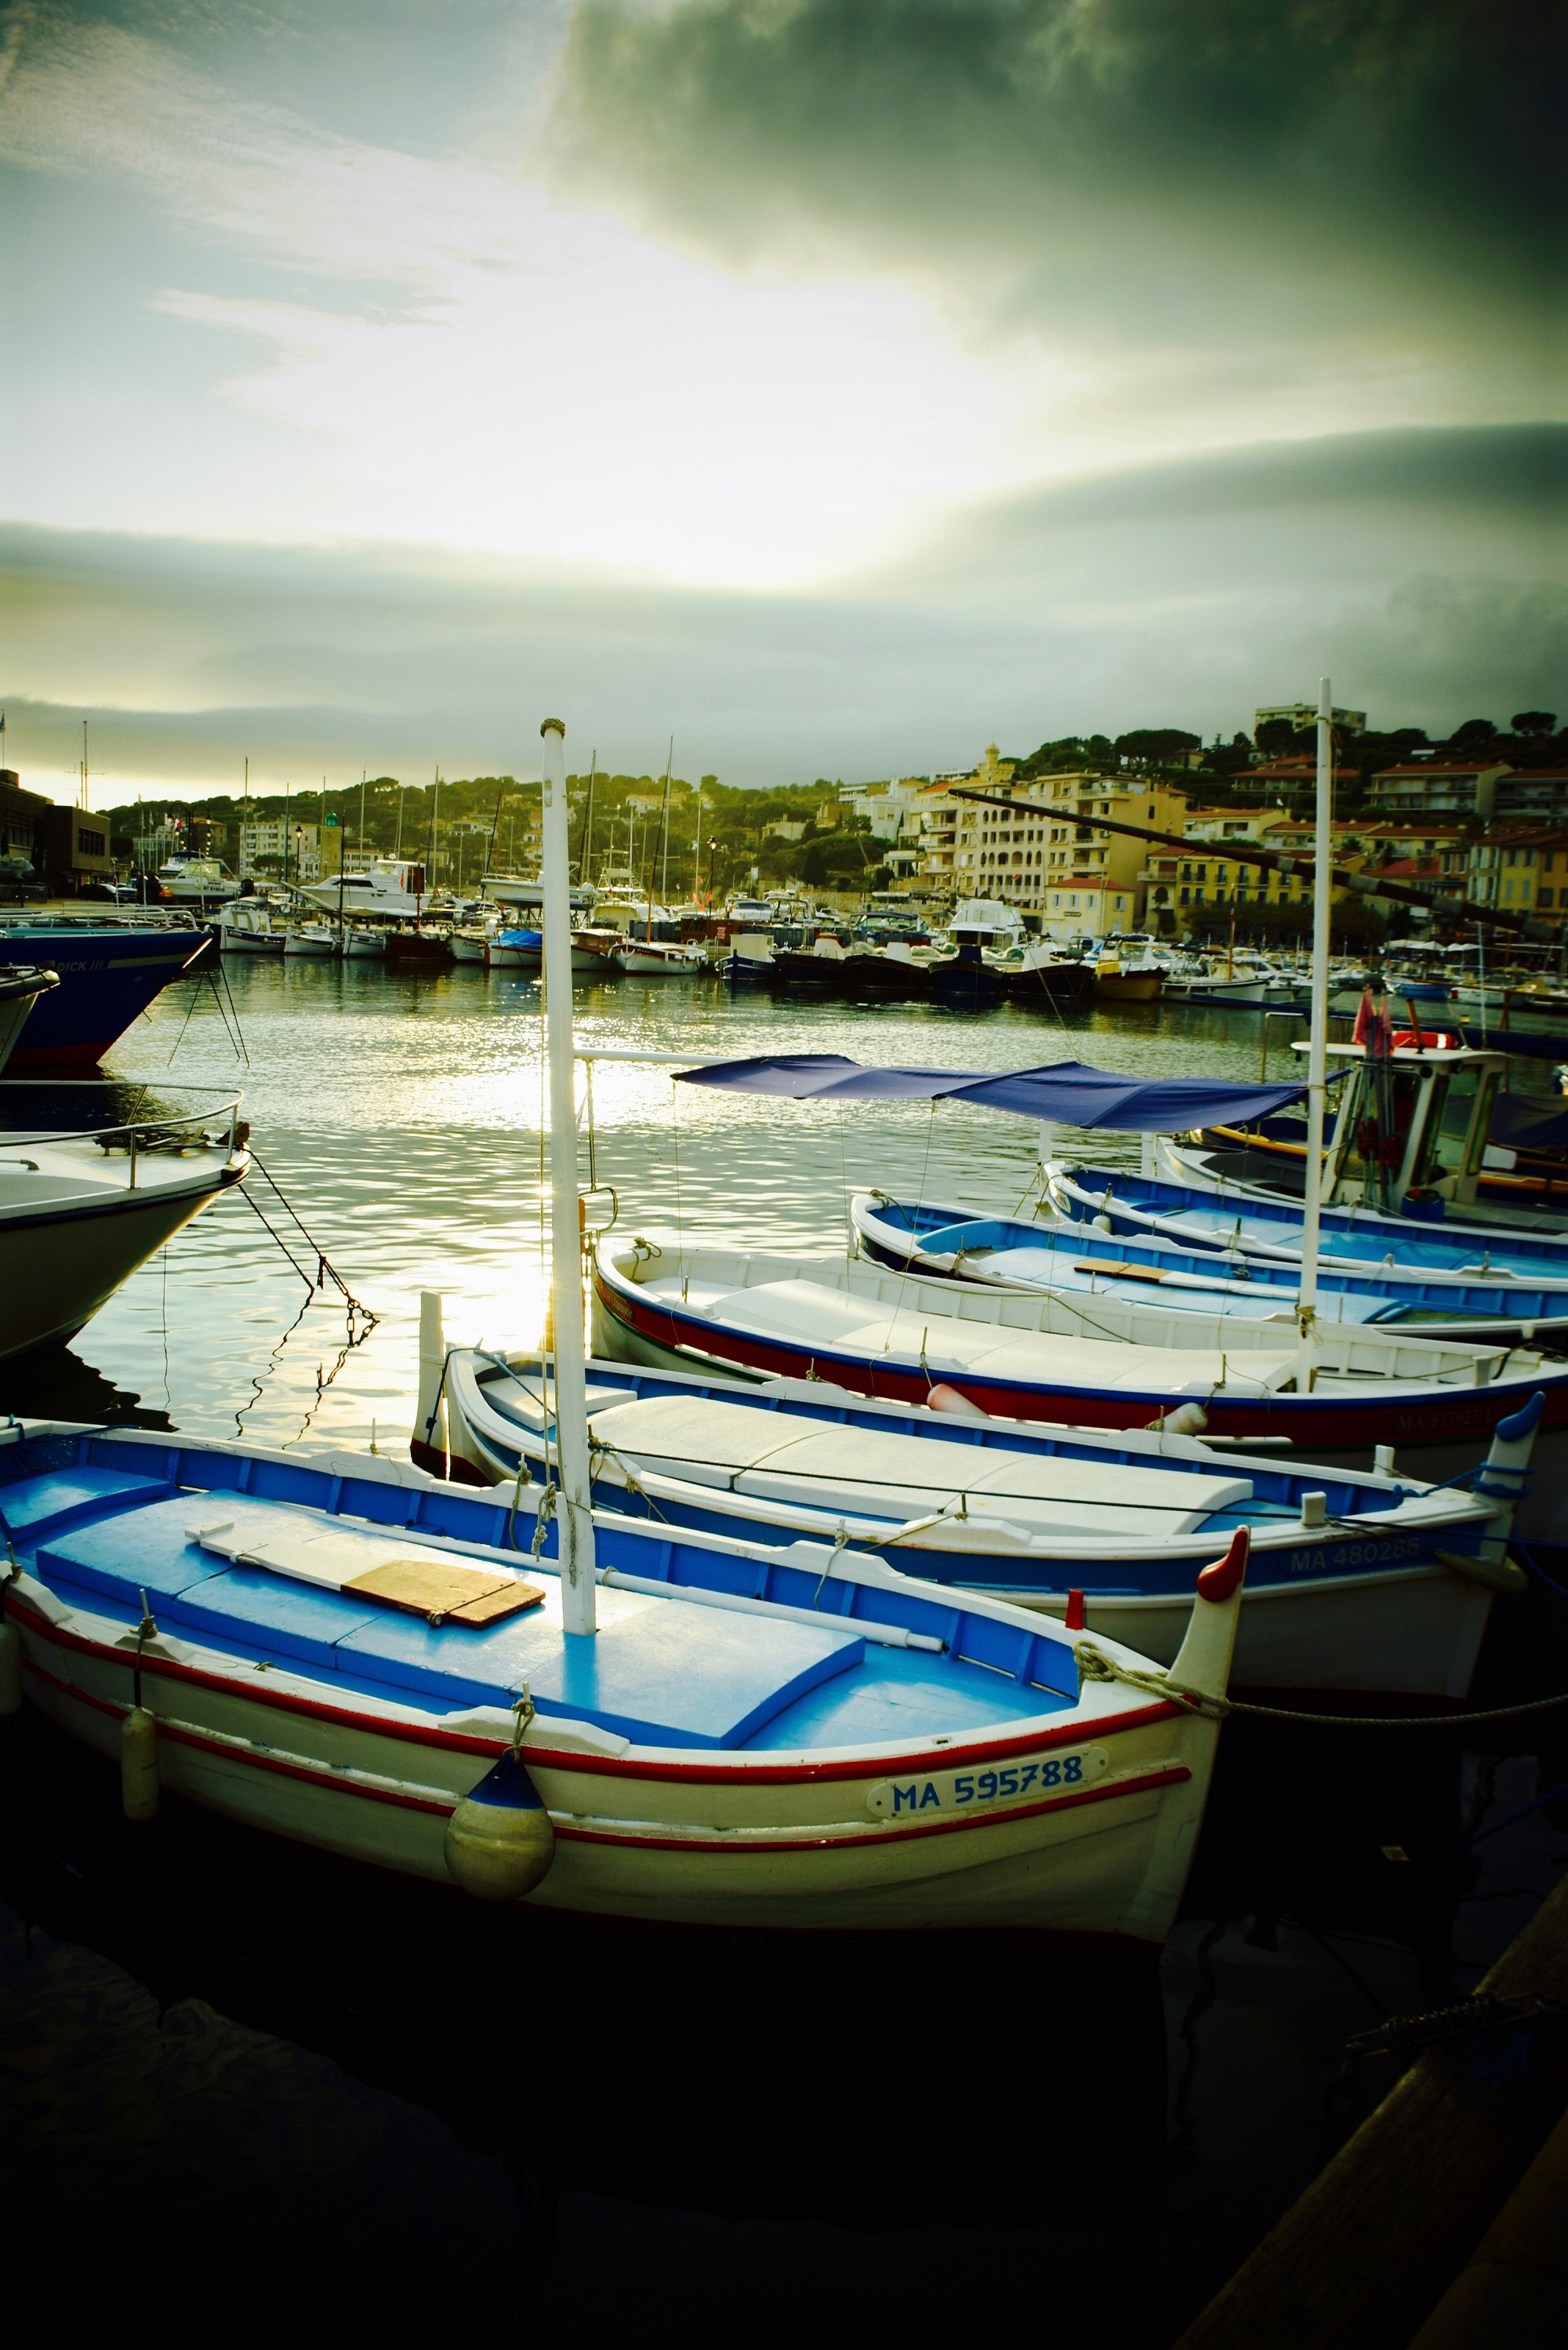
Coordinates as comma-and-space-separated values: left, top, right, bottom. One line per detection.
1291, 1041, 1507, 1211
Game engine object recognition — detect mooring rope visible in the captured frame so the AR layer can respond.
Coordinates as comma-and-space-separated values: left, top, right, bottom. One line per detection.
1073, 1637, 1568, 1730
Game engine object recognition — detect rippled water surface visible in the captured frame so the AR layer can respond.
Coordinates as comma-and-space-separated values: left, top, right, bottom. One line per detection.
0, 956, 1484, 1447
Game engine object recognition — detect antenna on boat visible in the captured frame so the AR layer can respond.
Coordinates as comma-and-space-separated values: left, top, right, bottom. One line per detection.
539, 717, 597, 1636
1296, 677, 1333, 1393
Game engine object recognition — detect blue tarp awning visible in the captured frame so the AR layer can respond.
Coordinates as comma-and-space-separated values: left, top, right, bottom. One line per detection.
673, 1054, 1314, 1132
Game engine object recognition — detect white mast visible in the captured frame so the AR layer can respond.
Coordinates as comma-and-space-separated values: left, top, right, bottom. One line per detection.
539, 718, 597, 1636
1296, 676, 1334, 1388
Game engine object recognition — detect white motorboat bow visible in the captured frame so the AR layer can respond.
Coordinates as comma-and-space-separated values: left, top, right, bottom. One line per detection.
0, 1084, 249, 1357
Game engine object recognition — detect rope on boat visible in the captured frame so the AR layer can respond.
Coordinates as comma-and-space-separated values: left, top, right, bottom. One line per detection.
1073, 1639, 1568, 1730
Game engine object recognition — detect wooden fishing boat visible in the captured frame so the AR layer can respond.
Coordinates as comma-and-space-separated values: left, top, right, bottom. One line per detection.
282, 922, 339, 958
0, 1418, 1247, 1939
1047, 1154, 1568, 1282
1156, 1041, 1568, 1244
590, 1236, 1568, 1530
1091, 953, 1163, 1004
615, 939, 706, 976
384, 927, 452, 966
571, 927, 626, 975
849, 1191, 1568, 1343
419, 1317, 1528, 1698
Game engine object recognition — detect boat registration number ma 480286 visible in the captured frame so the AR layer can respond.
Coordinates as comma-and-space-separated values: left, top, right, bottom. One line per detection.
866, 1745, 1111, 1818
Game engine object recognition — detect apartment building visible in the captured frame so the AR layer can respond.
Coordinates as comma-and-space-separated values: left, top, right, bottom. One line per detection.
1179, 805, 1287, 843
239, 817, 321, 880
947, 750, 1187, 928
1367, 761, 1509, 819
1254, 703, 1367, 737
1139, 818, 1368, 928
1494, 769, 1568, 821
1467, 827, 1568, 923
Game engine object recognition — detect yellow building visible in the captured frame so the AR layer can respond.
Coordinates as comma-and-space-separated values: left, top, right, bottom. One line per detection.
1141, 818, 1368, 929
949, 754, 1188, 921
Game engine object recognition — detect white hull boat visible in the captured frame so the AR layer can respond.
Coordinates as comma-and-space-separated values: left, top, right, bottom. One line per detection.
0, 965, 59, 1076
615, 940, 707, 976
0, 1087, 249, 1358
421, 1320, 1519, 1698
591, 1237, 1568, 1535
219, 907, 288, 953
0, 1421, 1246, 1941
487, 928, 542, 971
283, 923, 340, 958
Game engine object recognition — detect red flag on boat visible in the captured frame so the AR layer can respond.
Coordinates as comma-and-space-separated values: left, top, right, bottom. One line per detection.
1353, 987, 1393, 1053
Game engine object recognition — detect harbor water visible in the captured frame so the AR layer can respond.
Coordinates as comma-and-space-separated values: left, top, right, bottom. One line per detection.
3, 956, 1566, 2341
9, 953, 1560, 1450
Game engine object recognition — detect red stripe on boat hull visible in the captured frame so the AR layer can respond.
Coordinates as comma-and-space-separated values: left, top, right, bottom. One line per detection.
595, 1269, 1568, 1451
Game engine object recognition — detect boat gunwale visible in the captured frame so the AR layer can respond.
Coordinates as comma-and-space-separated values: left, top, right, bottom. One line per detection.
5, 1581, 1187, 1784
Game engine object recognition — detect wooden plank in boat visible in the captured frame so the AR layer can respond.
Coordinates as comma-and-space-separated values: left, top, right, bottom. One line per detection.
343, 1558, 546, 1627
1072, 1260, 1171, 1283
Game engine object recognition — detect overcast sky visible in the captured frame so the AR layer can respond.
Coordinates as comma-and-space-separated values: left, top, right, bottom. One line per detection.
2, 2, 1561, 803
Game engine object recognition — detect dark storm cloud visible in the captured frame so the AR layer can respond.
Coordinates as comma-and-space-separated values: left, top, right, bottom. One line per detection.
909, 421, 1566, 583
550, 0, 1563, 322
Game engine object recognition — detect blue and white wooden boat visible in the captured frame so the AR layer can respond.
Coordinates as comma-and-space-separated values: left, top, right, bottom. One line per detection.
0, 1417, 1244, 1939
420, 1311, 1530, 1698
1047, 1158, 1568, 1287
849, 1191, 1568, 1343
590, 1237, 1568, 1535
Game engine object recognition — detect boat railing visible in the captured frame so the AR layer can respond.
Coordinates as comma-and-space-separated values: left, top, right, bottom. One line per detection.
0, 1081, 245, 1187
0, 907, 209, 932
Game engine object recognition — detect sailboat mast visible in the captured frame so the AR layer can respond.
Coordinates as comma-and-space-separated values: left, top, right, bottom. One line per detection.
538, 719, 597, 1636
581, 754, 597, 888
1296, 676, 1334, 1375
659, 736, 673, 907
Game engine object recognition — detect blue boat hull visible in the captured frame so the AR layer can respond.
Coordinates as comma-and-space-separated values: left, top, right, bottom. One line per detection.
2, 924, 211, 1068
852, 1193, 1568, 1342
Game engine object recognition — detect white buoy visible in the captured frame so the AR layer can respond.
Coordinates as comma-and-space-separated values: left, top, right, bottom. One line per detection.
121, 1706, 160, 1821
0, 1616, 21, 1716
444, 1747, 555, 1902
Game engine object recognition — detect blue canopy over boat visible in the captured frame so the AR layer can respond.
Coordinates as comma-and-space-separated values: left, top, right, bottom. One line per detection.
675, 1054, 1315, 1134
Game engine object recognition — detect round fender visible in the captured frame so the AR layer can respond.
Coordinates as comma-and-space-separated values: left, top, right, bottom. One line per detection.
444, 1749, 556, 1902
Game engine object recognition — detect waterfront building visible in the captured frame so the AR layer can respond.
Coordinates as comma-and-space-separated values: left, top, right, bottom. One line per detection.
1465, 826, 1568, 924
1179, 805, 1289, 843
0, 768, 50, 874
947, 750, 1188, 923
1138, 818, 1367, 932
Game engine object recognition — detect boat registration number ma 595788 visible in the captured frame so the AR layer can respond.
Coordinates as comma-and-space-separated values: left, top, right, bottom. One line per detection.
866, 1745, 1111, 1818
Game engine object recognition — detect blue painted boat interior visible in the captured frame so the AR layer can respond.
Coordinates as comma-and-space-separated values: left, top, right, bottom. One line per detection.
0, 1433, 1085, 1749
859, 1197, 1568, 1325
1061, 1164, 1568, 1279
